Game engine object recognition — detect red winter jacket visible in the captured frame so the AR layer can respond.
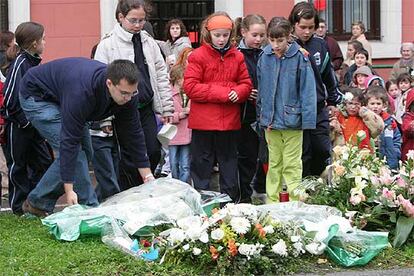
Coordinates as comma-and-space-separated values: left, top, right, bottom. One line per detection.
183, 44, 252, 131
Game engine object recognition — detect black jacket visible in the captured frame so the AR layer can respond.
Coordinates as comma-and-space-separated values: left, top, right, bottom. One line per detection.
295, 35, 342, 112
238, 40, 262, 123
3, 50, 41, 127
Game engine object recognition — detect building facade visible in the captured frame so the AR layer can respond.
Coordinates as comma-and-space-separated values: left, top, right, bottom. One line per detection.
1, 0, 413, 78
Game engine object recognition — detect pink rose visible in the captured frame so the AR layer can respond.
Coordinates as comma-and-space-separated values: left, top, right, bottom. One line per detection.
396, 177, 407, 188
370, 176, 379, 186
350, 193, 366, 206
382, 188, 396, 201
379, 174, 393, 185
397, 195, 414, 218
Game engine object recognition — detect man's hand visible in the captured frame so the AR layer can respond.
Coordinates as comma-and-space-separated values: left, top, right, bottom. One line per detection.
64, 183, 78, 205
228, 90, 239, 103
138, 168, 155, 183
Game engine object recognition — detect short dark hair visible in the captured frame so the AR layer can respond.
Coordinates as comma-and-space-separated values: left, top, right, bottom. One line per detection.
267, 17, 291, 39
344, 87, 364, 103
365, 86, 389, 106
355, 48, 369, 60
107, 59, 138, 85
397, 72, 413, 86
288, 1, 320, 29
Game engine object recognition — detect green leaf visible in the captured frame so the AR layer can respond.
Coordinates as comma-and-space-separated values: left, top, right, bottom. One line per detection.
392, 216, 414, 248
390, 212, 396, 223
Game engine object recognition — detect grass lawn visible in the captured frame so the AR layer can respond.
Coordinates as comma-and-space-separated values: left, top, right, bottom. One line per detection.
0, 213, 413, 275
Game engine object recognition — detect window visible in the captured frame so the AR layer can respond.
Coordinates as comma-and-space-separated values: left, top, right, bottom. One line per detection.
0, 0, 8, 31
312, 0, 380, 41
149, 0, 214, 47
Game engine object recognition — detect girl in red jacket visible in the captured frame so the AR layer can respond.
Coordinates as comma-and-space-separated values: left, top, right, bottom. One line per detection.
183, 12, 252, 202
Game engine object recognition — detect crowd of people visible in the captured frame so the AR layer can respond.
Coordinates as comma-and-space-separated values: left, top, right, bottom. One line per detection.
0, 0, 413, 217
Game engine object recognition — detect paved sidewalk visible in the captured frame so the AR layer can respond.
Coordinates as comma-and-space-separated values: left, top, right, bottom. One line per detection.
298, 268, 414, 276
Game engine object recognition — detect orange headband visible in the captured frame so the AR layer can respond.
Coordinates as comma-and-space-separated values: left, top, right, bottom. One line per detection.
206, 15, 233, 31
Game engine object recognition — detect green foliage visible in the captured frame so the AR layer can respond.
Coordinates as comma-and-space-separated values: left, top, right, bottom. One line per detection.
393, 216, 414, 248
0, 213, 413, 274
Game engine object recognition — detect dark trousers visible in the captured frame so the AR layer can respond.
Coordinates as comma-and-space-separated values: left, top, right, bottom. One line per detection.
5, 122, 53, 214
118, 104, 160, 190
237, 123, 258, 202
254, 128, 268, 193
302, 108, 331, 177
191, 130, 240, 203
92, 136, 119, 202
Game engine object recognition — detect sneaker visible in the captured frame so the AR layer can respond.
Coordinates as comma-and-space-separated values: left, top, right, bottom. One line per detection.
22, 199, 48, 218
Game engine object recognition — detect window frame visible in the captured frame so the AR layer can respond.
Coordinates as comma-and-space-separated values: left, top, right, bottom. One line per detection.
313, 0, 381, 41
0, 0, 8, 31
149, 0, 215, 46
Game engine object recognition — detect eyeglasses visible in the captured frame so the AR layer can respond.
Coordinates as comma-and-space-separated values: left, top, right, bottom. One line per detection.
125, 17, 146, 25
120, 90, 139, 98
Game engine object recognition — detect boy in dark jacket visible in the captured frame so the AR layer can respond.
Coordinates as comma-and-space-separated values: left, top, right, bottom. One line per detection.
364, 86, 401, 169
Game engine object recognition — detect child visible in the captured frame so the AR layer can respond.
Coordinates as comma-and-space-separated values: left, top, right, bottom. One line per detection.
402, 90, 414, 161
183, 12, 252, 203
2, 22, 53, 215
169, 65, 191, 183
395, 73, 413, 125
365, 86, 401, 169
386, 80, 401, 100
352, 65, 372, 89
339, 40, 364, 85
257, 18, 316, 202
344, 48, 373, 86
365, 75, 385, 89
330, 88, 384, 150
237, 14, 267, 203
364, 75, 394, 114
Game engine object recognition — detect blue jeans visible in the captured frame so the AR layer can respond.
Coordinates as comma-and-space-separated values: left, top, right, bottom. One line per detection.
169, 144, 191, 183
20, 96, 98, 212
91, 136, 119, 201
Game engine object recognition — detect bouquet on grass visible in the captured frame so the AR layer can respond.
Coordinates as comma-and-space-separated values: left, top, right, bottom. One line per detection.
157, 203, 325, 275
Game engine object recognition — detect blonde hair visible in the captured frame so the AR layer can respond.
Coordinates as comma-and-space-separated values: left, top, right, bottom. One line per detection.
200, 12, 235, 45
169, 64, 184, 86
